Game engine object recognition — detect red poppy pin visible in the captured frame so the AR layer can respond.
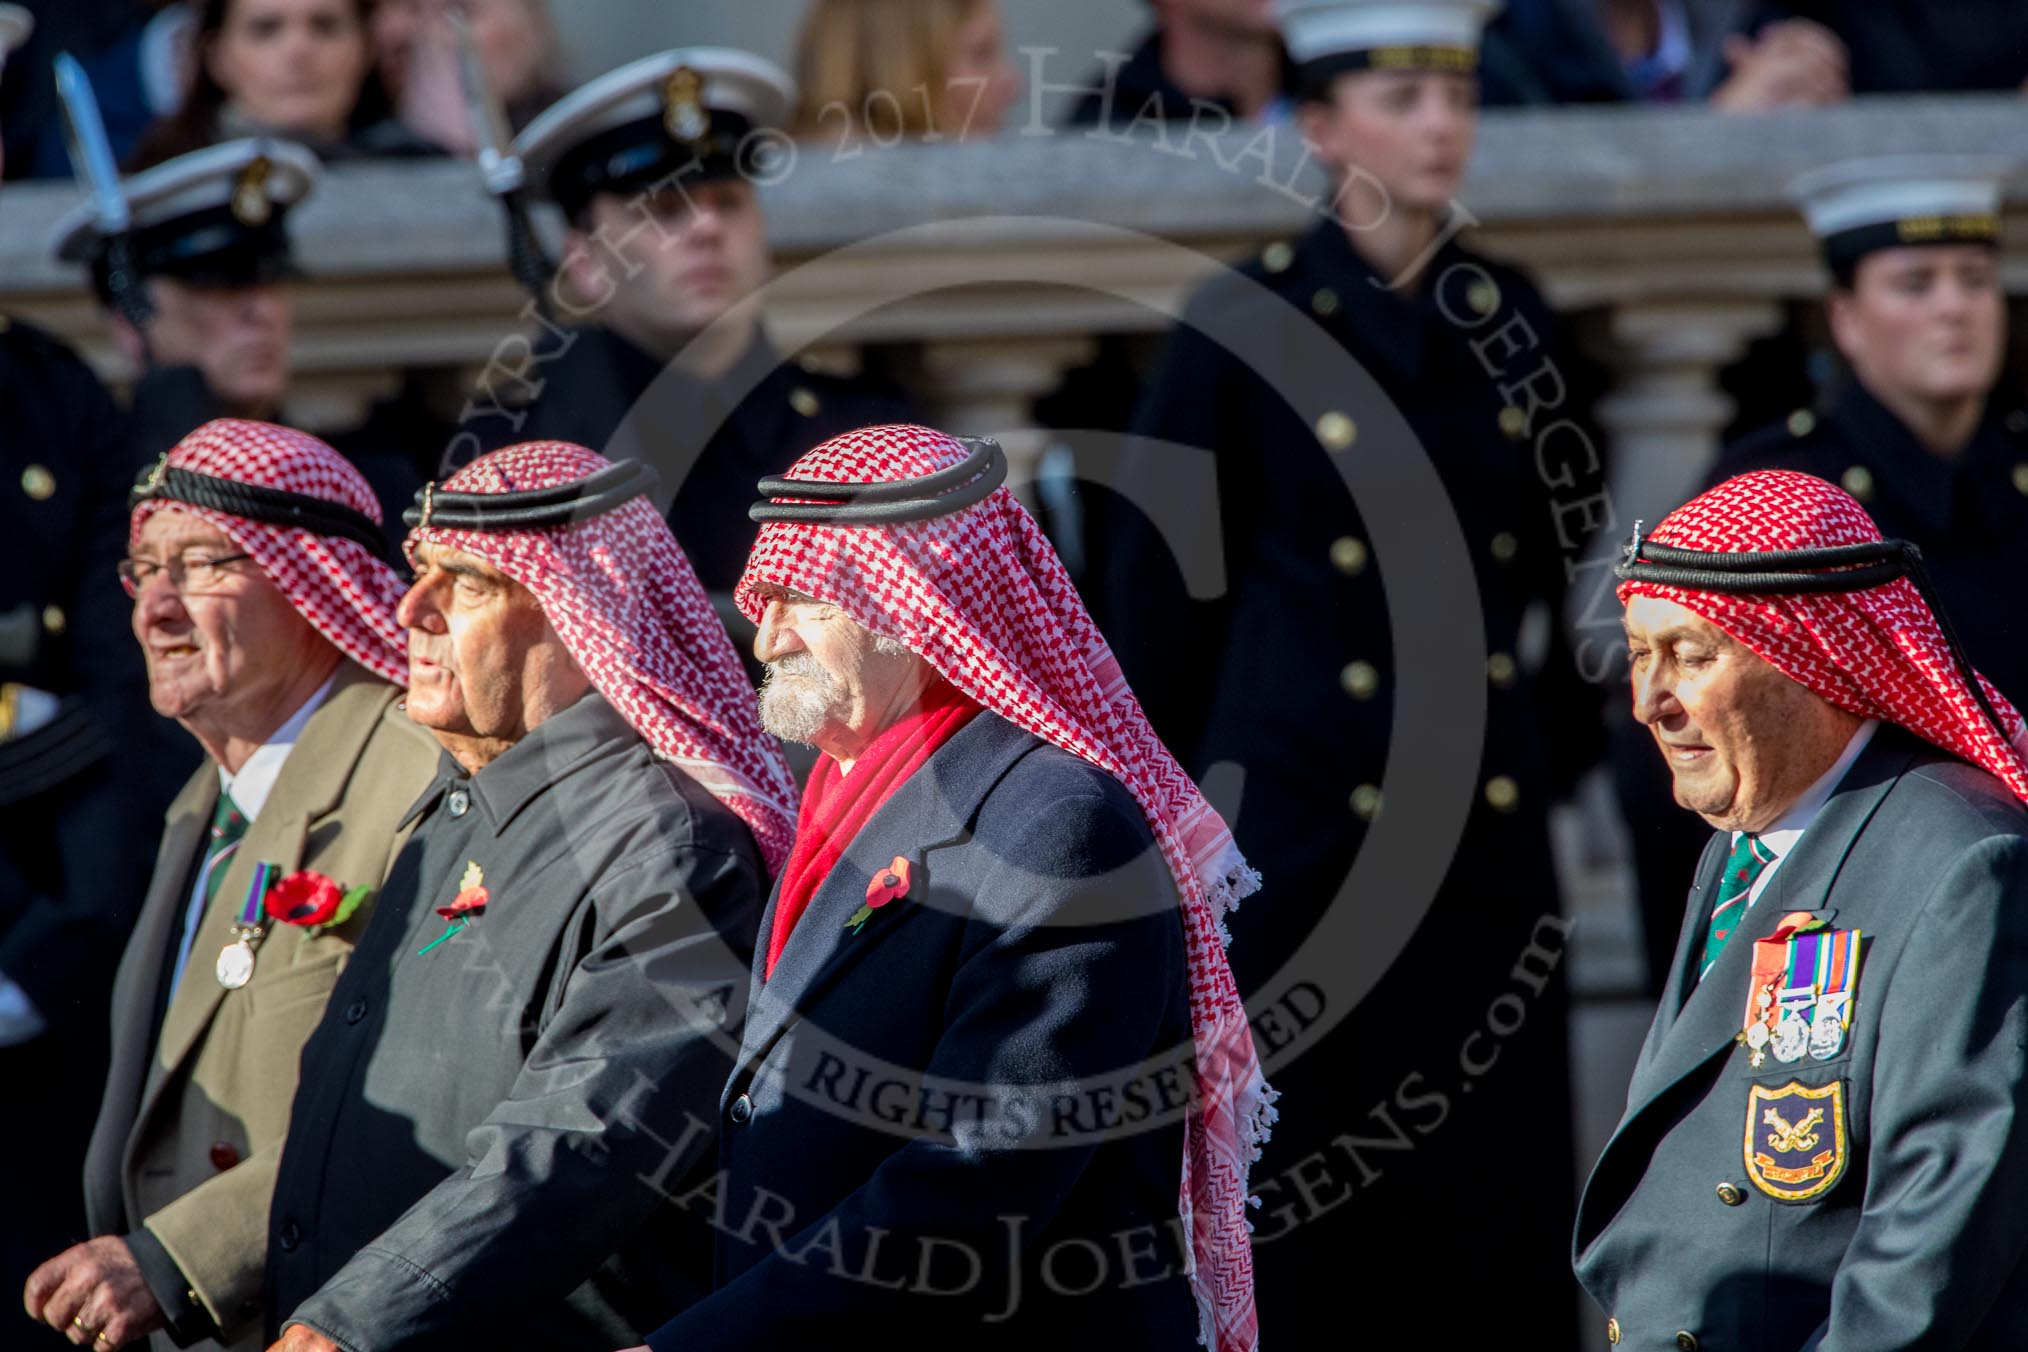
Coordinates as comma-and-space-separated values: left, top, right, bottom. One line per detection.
419, 861, 488, 955
845, 857, 912, 935
262, 869, 371, 931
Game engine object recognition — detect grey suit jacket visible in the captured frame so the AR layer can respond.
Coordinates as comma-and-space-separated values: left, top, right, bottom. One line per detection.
1574, 727, 2028, 1350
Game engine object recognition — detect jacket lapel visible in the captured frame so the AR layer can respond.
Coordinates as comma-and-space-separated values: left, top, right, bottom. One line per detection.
732, 716, 1037, 1088
1625, 830, 1725, 1092
135, 665, 395, 1131
1617, 731, 1917, 1132
86, 763, 213, 1232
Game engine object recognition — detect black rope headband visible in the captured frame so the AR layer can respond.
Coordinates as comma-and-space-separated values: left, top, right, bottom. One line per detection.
1616, 520, 2011, 746
748, 436, 1007, 525
131, 459, 389, 559
404, 460, 658, 531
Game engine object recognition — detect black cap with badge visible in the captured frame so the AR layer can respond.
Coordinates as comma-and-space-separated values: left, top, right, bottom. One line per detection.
51, 138, 320, 306
513, 47, 794, 222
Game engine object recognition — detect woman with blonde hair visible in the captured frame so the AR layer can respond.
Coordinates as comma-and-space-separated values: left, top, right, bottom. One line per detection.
791, 0, 1020, 147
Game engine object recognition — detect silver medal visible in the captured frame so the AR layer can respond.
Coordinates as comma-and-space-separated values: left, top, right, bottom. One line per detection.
1808, 996, 1847, 1061
215, 939, 256, 989
1772, 1009, 1811, 1063
1745, 1021, 1771, 1051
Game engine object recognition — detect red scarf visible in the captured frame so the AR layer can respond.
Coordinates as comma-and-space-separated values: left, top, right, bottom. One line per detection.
763, 679, 981, 979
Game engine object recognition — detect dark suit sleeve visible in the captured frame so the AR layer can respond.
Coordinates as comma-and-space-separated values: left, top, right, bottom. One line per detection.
279, 842, 759, 1351
646, 789, 1188, 1347
1807, 833, 2028, 1350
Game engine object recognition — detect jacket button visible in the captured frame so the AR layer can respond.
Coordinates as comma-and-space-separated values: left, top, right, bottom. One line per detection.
41, 604, 65, 635
1498, 405, 1528, 439
1605, 1317, 1620, 1345
1314, 411, 1355, 450
1329, 536, 1368, 575
1487, 652, 1516, 688
1676, 1334, 1699, 1351
344, 998, 368, 1025
278, 1220, 301, 1252
2012, 462, 2028, 497
1348, 785, 1382, 821
1715, 1180, 1744, 1206
446, 788, 470, 817
728, 1093, 754, 1125
1339, 661, 1379, 700
1489, 532, 1518, 563
1786, 408, 1816, 437
20, 464, 54, 500
1840, 465, 1874, 502
209, 1141, 241, 1171
1483, 775, 1520, 812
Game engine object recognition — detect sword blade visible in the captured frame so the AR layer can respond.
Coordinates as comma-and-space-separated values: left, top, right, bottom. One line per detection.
449, 12, 523, 194
53, 52, 129, 234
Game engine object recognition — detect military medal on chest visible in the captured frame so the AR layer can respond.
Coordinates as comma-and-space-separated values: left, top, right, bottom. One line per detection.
216, 861, 276, 989
1739, 913, 1862, 1068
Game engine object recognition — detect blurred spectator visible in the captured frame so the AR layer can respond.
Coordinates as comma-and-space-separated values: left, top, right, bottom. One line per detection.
22, 3, 194, 179
1480, 1, 1852, 109
131, 0, 439, 166
1063, 0, 1294, 127
791, 0, 1021, 145
371, 0, 564, 152
1723, 1, 2028, 97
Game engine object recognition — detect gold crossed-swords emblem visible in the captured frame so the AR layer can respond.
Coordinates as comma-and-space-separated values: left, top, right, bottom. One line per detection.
1764, 1105, 1825, 1154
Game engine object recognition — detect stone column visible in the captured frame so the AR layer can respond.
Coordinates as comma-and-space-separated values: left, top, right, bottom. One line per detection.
919, 336, 1096, 510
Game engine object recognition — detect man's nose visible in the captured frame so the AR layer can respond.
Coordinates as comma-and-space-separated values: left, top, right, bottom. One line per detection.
752, 601, 801, 663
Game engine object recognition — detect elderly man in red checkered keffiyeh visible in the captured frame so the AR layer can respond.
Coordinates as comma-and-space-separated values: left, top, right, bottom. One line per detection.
638, 424, 1271, 1352
1576, 473, 2028, 1338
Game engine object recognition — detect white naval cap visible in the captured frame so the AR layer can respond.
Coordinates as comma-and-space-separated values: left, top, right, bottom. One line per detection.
513, 47, 794, 217
52, 138, 320, 295
0, 4, 32, 64
1277, 0, 1500, 68
1789, 156, 2009, 279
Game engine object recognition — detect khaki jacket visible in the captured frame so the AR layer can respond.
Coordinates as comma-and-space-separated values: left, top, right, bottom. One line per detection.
82, 661, 440, 1348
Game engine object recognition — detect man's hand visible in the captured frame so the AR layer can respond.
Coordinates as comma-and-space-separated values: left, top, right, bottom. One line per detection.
266, 1325, 342, 1352
22, 1237, 166, 1348
1710, 19, 1850, 111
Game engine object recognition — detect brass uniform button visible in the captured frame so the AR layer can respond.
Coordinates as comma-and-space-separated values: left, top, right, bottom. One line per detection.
1484, 775, 1519, 812
1715, 1180, 1744, 1206
1489, 532, 1518, 563
1467, 278, 1500, 316
1840, 465, 1874, 502
41, 605, 65, 636
1606, 1317, 1621, 1345
1339, 660, 1379, 700
1261, 241, 1294, 274
1315, 411, 1356, 450
20, 464, 55, 500
1329, 536, 1368, 575
2012, 463, 2028, 497
1497, 405, 1528, 440
1487, 652, 1516, 688
1349, 784, 1382, 821
1676, 1333, 1700, 1351
1310, 287, 1339, 318
1787, 408, 1816, 437
789, 386, 821, 418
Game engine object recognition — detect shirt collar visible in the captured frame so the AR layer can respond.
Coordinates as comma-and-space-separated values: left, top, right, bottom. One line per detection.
1735, 719, 1880, 861
413, 692, 638, 837
218, 669, 338, 820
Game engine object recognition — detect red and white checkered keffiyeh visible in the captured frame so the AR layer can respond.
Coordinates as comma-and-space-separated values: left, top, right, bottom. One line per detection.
1619, 469, 2028, 802
738, 424, 1273, 1352
129, 418, 408, 684
407, 441, 799, 872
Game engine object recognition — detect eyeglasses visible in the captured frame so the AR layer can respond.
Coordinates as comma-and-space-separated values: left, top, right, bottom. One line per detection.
117, 552, 254, 598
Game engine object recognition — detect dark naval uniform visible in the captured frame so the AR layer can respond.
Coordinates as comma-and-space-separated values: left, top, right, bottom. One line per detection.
506, 327, 915, 592
1576, 726, 2028, 1349
1100, 218, 1603, 1338
265, 693, 764, 1349
646, 712, 1199, 1348
0, 317, 161, 1316
1709, 383, 2028, 709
